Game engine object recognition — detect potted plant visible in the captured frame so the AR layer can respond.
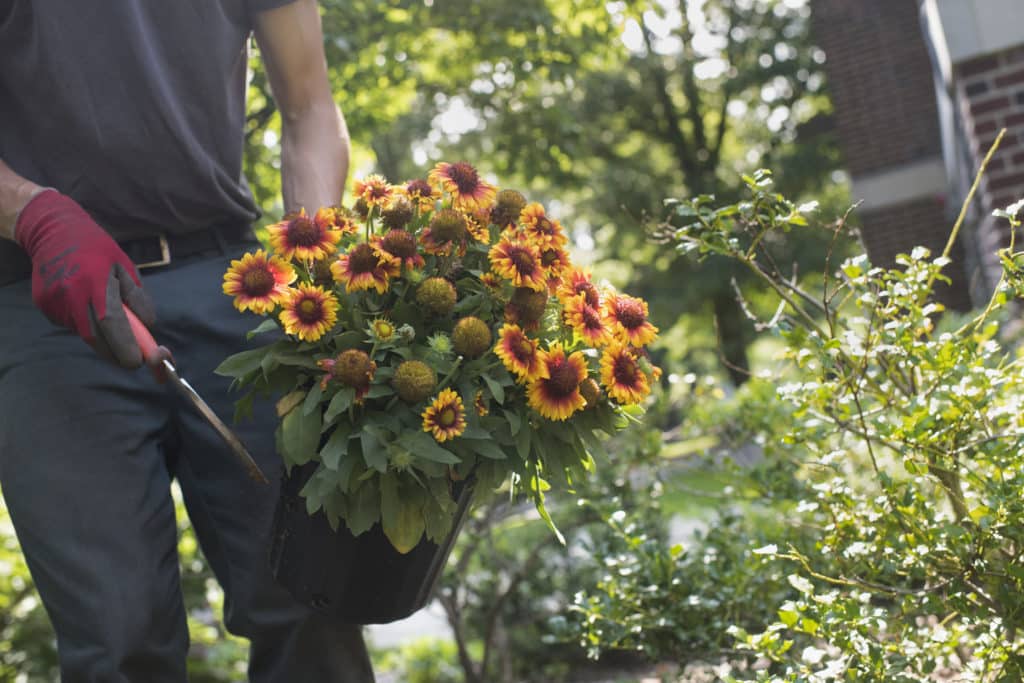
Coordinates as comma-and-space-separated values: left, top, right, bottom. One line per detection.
215, 161, 660, 623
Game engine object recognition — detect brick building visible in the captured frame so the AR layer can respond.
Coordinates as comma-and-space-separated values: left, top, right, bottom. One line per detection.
811, 0, 1024, 309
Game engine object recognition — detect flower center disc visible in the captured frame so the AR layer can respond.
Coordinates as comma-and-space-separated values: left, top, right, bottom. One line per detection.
613, 354, 640, 386
287, 216, 321, 247
406, 179, 432, 198
297, 298, 321, 324
577, 283, 600, 308
382, 230, 417, 258
582, 305, 603, 330
546, 359, 579, 397
439, 408, 456, 427
349, 244, 380, 273
514, 337, 535, 361
615, 298, 645, 329
242, 268, 275, 296
508, 245, 537, 273
448, 162, 481, 195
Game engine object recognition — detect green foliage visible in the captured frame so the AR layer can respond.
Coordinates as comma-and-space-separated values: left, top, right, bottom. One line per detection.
562, 510, 810, 665
375, 637, 462, 683
565, 176, 1024, 679
242, 0, 844, 381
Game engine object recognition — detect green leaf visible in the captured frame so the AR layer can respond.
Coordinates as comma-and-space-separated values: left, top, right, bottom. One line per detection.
246, 318, 279, 339
460, 424, 492, 440
319, 423, 352, 470
578, 426, 608, 461
215, 346, 273, 379
778, 608, 800, 628
345, 479, 380, 536
505, 409, 521, 436
531, 475, 564, 545
275, 390, 306, 418
302, 383, 324, 415
332, 330, 364, 350
233, 392, 255, 424
380, 474, 425, 554
365, 384, 394, 399
515, 421, 532, 460
397, 431, 461, 464
469, 439, 507, 460
323, 387, 356, 424
274, 352, 320, 370
482, 373, 505, 404
361, 427, 389, 472
280, 405, 322, 468
322, 490, 347, 532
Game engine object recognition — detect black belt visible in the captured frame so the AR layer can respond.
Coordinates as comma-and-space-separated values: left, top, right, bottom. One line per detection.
118, 223, 254, 271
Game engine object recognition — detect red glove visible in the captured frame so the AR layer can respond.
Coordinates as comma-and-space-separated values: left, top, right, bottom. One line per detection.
15, 190, 156, 368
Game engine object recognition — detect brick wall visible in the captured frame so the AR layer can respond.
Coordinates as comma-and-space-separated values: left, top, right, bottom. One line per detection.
811, 0, 972, 311
811, 0, 944, 175
956, 47, 1024, 214
858, 196, 974, 311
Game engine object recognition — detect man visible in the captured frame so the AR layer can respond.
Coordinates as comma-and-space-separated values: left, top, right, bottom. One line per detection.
0, 1, 375, 681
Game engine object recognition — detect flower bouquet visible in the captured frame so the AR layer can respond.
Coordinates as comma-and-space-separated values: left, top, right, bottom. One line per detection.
216, 161, 660, 621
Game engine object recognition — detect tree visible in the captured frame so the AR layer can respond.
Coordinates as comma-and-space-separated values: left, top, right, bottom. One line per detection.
245, 0, 843, 383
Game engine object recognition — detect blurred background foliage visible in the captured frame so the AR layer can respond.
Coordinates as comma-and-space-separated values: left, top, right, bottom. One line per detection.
1, 0, 868, 681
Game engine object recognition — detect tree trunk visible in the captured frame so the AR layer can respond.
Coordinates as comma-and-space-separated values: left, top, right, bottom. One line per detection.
713, 289, 750, 386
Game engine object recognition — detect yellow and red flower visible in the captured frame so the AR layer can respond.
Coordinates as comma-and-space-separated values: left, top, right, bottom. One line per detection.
401, 178, 440, 212
267, 208, 342, 261
540, 245, 572, 293
519, 203, 567, 250
419, 208, 467, 256
605, 293, 659, 347
495, 324, 544, 382
489, 237, 546, 291
480, 272, 503, 291
280, 284, 339, 342
422, 388, 467, 442
374, 229, 425, 272
222, 250, 296, 314
428, 161, 496, 212
563, 294, 613, 347
315, 206, 360, 236
353, 174, 395, 208
557, 267, 601, 308
465, 209, 491, 243
599, 343, 650, 405
527, 343, 588, 421
474, 391, 489, 416
331, 242, 400, 294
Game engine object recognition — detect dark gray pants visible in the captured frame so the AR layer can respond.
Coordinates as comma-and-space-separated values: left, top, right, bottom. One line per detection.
0, 245, 375, 683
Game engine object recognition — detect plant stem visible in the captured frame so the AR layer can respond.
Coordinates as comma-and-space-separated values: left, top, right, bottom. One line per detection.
922, 129, 1005, 302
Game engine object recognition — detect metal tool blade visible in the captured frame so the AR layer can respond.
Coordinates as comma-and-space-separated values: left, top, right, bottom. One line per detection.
162, 359, 269, 484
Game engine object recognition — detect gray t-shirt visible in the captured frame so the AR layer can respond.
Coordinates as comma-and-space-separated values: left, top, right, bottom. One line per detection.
0, 0, 294, 247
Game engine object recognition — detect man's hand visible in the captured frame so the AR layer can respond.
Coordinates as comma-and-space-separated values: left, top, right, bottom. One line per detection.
15, 190, 156, 368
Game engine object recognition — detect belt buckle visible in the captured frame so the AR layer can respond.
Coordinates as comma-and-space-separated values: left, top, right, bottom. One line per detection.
136, 234, 171, 270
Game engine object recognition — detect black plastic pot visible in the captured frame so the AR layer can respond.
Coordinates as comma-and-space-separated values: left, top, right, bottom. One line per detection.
268, 461, 474, 624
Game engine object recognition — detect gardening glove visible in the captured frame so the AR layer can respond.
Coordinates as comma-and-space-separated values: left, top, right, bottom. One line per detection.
15, 189, 156, 368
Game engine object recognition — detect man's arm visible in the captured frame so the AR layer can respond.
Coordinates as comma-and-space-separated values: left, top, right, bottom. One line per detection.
254, 0, 350, 212
0, 158, 45, 241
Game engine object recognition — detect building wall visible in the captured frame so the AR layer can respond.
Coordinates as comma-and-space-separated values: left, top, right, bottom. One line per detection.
811, 0, 973, 311
956, 47, 1024, 214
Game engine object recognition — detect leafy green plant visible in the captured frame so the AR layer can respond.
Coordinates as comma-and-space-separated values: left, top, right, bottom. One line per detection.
564, 137, 1024, 678
675, 158, 1024, 678
216, 165, 660, 553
